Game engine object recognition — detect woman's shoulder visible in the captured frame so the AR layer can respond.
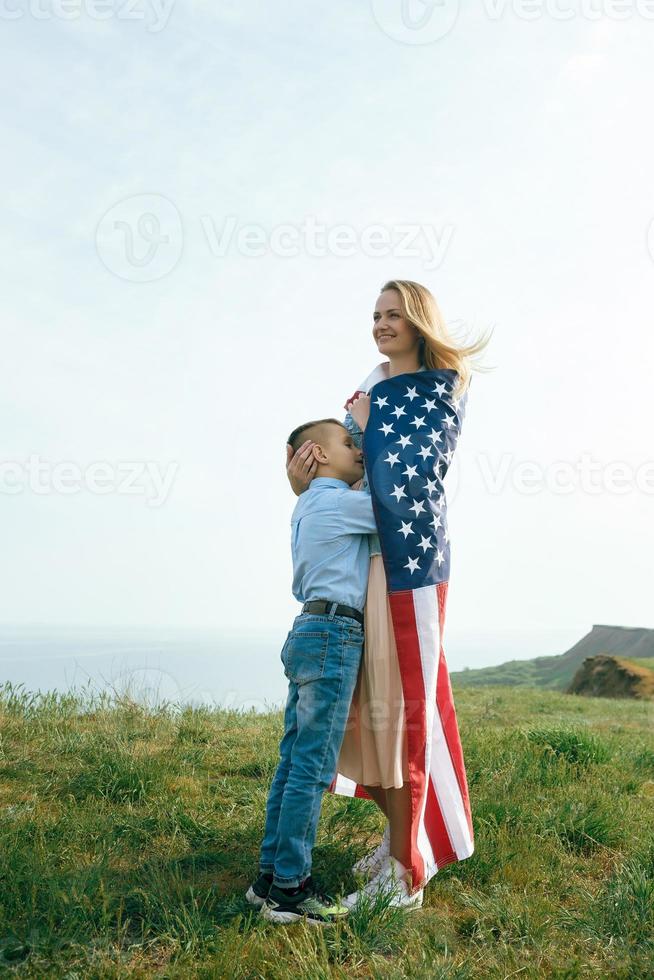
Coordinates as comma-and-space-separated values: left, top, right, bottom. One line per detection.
353, 362, 389, 399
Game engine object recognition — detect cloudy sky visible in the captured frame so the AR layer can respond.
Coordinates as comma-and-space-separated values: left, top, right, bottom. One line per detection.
2, 1, 653, 647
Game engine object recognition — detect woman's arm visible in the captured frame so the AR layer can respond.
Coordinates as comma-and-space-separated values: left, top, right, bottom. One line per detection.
348, 394, 371, 432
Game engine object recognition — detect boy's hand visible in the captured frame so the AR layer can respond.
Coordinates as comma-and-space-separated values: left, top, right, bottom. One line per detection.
348, 393, 371, 431
286, 440, 317, 496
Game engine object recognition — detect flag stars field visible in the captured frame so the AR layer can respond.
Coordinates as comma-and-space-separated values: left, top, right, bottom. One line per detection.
398, 520, 415, 539
363, 373, 467, 591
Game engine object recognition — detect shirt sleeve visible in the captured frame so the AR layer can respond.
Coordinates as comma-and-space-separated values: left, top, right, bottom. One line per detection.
335, 488, 378, 534
343, 410, 364, 450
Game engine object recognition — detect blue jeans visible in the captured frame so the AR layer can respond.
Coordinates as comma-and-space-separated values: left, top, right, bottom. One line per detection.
258, 608, 364, 888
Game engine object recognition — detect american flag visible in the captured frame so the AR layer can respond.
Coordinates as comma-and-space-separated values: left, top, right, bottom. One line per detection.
328, 368, 475, 891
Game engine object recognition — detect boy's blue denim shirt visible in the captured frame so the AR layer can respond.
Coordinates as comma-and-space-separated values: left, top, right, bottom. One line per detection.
291, 477, 378, 613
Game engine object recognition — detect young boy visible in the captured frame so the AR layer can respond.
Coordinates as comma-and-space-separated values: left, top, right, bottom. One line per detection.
245, 417, 377, 926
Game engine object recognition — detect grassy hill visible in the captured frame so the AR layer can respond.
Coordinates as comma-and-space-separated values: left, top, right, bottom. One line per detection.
1, 680, 653, 978
450, 624, 654, 692
624, 656, 654, 672
569, 656, 654, 701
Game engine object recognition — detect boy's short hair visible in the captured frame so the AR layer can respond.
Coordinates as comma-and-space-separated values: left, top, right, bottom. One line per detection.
287, 418, 347, 454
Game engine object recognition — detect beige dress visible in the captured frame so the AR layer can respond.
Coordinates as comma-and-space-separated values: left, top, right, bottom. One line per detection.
337, 553, 410, 789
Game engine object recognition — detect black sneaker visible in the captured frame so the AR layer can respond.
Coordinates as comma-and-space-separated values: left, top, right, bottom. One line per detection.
260, 875, 349, 926
245, 871, 273, 908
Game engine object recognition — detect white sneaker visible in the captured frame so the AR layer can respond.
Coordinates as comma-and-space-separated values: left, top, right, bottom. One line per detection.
343, 855, 424, 911
351, 824, 391, 879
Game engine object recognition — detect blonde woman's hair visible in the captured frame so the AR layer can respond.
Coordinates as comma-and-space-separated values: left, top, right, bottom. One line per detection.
380, 279, 494, 400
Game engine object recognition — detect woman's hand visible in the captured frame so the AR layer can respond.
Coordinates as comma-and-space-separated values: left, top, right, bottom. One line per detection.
286, 440, 318, 496
347, 393, 371, 431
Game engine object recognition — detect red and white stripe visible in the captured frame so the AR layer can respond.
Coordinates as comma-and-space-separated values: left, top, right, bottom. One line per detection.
329, 581, 474, 889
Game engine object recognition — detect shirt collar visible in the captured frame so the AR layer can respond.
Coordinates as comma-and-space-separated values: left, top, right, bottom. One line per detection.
310, 477, 352, 490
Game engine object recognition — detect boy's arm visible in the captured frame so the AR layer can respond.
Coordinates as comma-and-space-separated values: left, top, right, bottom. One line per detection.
336, 487, 378, 534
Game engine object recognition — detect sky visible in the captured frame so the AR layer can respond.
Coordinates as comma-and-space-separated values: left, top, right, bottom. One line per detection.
1, 1, 653, 651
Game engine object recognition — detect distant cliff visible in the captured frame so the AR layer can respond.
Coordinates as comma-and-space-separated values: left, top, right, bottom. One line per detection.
450, 624, 654, 691
557, 625, 654, 667
567, 654, 654, 701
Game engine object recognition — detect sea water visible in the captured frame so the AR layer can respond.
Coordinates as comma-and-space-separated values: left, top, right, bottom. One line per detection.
0, 624, 583, 714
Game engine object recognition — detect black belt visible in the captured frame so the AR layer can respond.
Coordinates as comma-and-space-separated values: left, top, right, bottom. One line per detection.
301, 600, 364, 627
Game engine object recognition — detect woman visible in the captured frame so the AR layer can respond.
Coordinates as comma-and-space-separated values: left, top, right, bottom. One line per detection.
286, 279, 490, 906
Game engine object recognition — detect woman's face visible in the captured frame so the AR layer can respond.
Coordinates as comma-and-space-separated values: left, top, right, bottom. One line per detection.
372, 289, 421, 359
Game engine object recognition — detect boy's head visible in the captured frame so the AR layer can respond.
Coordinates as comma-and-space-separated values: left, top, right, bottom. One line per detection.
287, 419, 364, 486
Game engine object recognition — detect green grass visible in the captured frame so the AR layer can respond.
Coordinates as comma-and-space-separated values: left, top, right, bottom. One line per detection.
450, 651, 654, 695
623, 656, 654, 673
1, 681, 653, 978
449, 656, 576, 691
